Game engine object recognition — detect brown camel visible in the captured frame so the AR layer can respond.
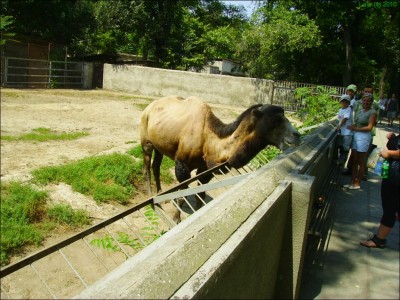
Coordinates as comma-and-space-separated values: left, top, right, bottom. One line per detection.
140, 95, 301, 195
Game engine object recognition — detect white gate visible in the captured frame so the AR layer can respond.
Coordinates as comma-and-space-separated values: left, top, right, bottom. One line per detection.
2, 57, 85, 88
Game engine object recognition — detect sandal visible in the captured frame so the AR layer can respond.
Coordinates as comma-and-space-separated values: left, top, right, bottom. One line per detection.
360, 234, 386, 249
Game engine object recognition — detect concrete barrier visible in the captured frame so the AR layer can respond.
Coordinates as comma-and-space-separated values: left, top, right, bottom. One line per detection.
76, 122, 338, 299
102, 64, 274, 107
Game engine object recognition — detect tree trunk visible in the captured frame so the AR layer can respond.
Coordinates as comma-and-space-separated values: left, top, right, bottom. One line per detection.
343, 24, 353, 85
379, 65, 387, 97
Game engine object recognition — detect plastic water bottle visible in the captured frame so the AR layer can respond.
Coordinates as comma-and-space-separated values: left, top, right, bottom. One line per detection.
374, 157, 383, 175
381, 159, 390, 179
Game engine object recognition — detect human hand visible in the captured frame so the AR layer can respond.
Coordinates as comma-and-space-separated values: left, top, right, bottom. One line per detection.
379, 149, 391, 159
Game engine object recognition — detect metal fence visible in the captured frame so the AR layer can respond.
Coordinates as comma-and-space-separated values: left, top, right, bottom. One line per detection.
1, 57, 84, 88
273, 80, 347, 112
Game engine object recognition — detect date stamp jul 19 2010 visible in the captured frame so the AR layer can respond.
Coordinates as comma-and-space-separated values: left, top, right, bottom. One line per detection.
358, 1, 398, 9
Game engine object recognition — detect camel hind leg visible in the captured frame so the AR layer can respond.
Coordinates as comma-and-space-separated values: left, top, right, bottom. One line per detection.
142, 142, 153, 193
152, 148, 163, 193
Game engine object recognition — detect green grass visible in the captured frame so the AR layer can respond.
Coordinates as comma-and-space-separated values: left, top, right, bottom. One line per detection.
31, 146, 174, 204
1, 145, 175, 266
128, 144, 175, 184
31, 153, 139, 204
47, 204, 91, 227
0, 181, 90, 266
1, 127, 89, 142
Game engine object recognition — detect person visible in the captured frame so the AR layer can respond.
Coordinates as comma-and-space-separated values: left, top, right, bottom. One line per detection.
360, 131, 400, 248
343, 85, 378, 178
344, 93, 377, 189
336, 94, 353, 164
377, 94, 387, 124
386, 93, 399, 127
346, 84, 357, 109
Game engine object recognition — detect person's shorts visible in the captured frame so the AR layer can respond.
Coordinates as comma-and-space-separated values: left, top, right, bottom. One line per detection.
387, 111, 397, 119
351, 131, 371, 152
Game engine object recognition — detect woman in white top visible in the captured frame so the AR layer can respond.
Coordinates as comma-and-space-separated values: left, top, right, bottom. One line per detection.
345, 93, 377, 190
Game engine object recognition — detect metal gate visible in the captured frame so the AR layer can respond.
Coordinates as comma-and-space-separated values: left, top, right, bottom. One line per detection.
2, 57, 84, 88
0, 149, 274, 299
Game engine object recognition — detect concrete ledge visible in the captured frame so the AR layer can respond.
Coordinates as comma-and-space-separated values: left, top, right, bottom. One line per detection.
171, 181, 292, 299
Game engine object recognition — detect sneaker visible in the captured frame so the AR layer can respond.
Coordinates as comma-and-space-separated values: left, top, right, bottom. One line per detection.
362, 175, 368, 181
348, 185, 361, 190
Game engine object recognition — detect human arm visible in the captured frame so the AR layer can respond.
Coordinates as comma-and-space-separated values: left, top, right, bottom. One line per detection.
347, 112, 377, 132
337, 117, 348, 131
380, 149, 400, 159
380, 132, 400, 159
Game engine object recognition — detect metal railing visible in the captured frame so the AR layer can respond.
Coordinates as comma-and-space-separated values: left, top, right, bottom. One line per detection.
2, 57, 84, 88
273, 80, 346, 112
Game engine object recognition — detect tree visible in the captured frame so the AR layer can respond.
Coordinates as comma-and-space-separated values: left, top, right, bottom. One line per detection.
179, 0, 247, 70
0, 15, 15, 46
2, 0, 96, 46
238, 3, 321, 79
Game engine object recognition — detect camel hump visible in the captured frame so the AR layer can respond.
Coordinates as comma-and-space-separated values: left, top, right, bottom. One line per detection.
146, 95, 210, 112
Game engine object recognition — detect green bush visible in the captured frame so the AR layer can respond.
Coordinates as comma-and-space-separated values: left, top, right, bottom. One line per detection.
294, 86, 339, 127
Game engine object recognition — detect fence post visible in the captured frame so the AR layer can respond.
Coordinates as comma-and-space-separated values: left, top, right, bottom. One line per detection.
271, 80, 276, 105
3, 57, 8, 87
48, 61, 52, 88
82, 62, 93, 89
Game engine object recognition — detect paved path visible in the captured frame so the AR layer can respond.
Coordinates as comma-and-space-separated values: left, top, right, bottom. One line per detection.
300, 121, 400, 299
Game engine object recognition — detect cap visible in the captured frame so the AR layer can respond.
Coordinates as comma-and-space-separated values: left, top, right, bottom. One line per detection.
346, 84, 357, 92
339, 94, 351, 102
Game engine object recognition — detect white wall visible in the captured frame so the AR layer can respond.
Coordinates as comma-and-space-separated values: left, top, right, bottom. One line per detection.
103, 64, 274, 107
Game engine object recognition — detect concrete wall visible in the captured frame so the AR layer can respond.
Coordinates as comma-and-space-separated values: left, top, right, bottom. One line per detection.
76, 122, 338, 300
102, 64, 274, 107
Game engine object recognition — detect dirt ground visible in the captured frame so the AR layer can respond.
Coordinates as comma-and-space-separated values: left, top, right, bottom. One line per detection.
1, 88, 250, 272
1, 88, 244, 217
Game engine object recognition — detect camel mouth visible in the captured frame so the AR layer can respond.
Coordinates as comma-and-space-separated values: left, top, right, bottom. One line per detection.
284, 121, 301, 146
281, 130, 301, 150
